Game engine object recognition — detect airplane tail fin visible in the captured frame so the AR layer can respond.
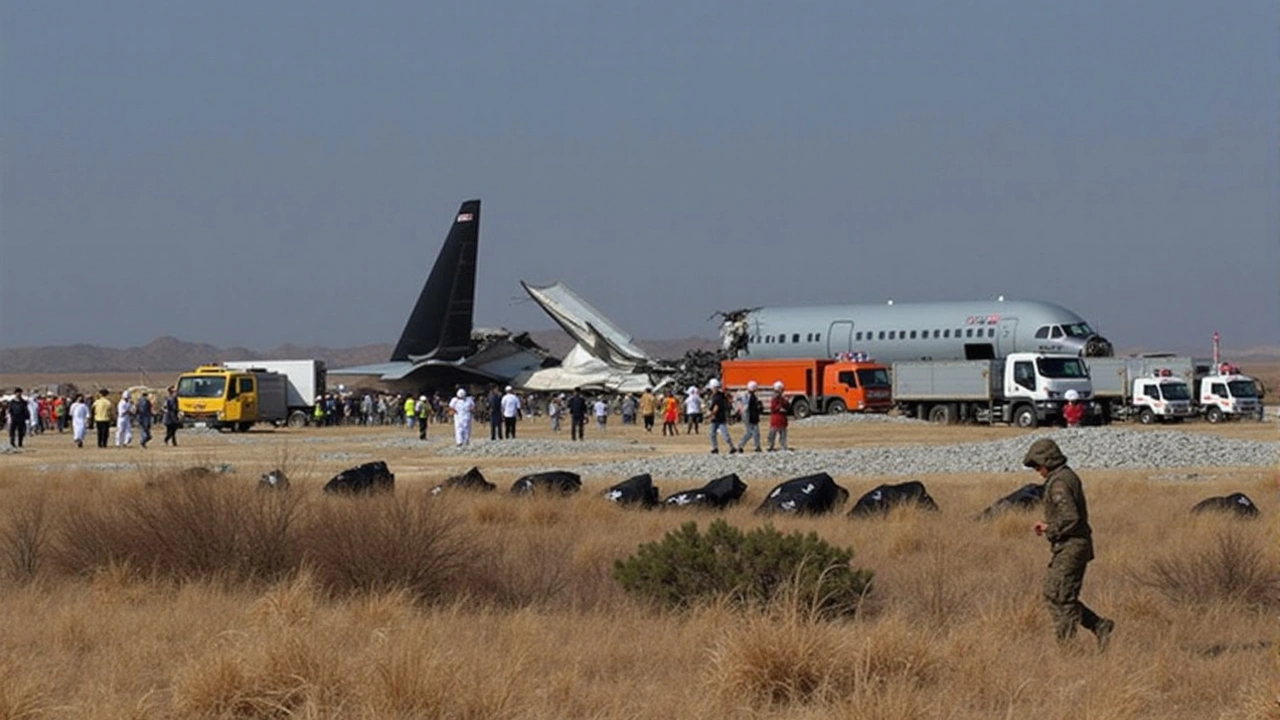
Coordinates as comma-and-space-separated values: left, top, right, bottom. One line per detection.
389, 199, 480, 362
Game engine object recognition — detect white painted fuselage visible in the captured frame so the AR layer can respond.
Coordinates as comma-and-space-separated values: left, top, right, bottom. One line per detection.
731, 299, 1111, 362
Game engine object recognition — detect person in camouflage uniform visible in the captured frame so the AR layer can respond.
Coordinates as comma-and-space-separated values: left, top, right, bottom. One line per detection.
1024, 438, 1115, 650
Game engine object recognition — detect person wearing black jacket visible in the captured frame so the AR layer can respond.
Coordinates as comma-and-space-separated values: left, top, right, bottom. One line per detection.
566, 388, 588, 441
736, 381, 763, 452
487, 386, 504, 441
136, 392, 154, 448
161, 386, 182, 446
706, 379, 736, 454
6, 388, 30, 448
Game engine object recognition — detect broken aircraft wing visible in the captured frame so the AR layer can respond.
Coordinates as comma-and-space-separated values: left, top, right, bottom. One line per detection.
512, 345, 667, 394
520, 281, 656, 370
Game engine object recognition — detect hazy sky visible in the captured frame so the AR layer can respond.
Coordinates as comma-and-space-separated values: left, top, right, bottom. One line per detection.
2, 1, 1276, 355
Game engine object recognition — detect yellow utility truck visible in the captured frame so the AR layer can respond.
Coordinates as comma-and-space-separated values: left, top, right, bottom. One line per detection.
175, 363, 319, 431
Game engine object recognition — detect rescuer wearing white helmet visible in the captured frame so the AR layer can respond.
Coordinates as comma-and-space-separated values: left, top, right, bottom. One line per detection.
768, 380, 791, 451
448, 388, 475, 446
414, 394, 431, 441
1063, 389, 1084, 427
684, 384, 704, 435
501, 385, 522, 439
706, 378, 735, 454
736, 380, 764, 452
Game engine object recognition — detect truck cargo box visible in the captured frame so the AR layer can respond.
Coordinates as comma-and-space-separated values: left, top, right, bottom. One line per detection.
254, 372, 289, 422
1085, 356, 1208, 399
225, 359, 326, 409
892, 360, 999, 402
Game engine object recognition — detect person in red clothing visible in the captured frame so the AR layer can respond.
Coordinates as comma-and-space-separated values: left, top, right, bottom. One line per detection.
767, 380, 791, 451
661, 389, 680, 436
1063, 389, 1085, 427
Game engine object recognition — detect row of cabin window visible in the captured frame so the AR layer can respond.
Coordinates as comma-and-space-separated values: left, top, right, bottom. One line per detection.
751, 327, 998, 345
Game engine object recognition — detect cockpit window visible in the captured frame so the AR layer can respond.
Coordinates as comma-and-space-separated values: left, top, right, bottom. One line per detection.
1050, 326, 1064, 339
1063, 323, 1093, 338
1034, 326, 1050, 339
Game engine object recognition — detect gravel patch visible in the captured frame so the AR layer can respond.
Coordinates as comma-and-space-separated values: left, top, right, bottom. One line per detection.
318, 452, 374, 462
521, 427, 1278, 481
433, 438, 657, 458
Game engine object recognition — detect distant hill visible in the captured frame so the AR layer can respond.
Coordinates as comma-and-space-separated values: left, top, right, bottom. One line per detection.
0, 332, 720, 374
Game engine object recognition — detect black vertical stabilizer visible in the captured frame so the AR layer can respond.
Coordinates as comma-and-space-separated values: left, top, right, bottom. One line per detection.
390, 200, 481, 362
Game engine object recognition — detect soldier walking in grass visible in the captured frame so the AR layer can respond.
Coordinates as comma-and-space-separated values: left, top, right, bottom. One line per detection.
1024, 438, 1115, 651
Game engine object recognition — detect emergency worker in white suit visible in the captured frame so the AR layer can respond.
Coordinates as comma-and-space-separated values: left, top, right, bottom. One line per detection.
115, 390, 135, 447
69, 394, 90, 448
448, 388, 475, 446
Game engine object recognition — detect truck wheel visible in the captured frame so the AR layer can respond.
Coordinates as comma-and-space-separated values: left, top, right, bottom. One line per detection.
927, 404, 955, 424
790, 398, 811, 419
236, 422, 253, 433
826, 398, 847, 414
1013, 405, 1037, 429
287, 411, 308, 429
1206, 406, 1224, 424
1138, 408, 1155, 425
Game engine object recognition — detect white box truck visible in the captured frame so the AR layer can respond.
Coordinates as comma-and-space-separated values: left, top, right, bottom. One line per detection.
224, 359, 327, 427
892, 352, 1093, 427
1086, 356, 1261, 423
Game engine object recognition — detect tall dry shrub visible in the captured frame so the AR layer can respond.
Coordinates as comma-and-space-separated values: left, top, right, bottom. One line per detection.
614, 519, 873, 617
299, 492, 471, 602
0, 490, 50, 583
53, 473, 304, 584
1134, 529, 1280, 609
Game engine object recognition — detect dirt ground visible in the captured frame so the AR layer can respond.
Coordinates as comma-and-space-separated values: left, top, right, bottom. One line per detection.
1, 372, 1277, 720
1, 371, 1275, 494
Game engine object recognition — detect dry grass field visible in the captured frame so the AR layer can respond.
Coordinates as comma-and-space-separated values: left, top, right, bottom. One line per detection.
1, 370, 1278, 719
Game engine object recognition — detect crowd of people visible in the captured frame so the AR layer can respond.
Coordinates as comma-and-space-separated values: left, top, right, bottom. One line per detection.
3, 378, 801, 456
2, 386, 182, 450
420, 380, 797, 454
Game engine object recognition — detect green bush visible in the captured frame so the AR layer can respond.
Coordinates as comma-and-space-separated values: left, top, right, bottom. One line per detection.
613, 519, 872, 616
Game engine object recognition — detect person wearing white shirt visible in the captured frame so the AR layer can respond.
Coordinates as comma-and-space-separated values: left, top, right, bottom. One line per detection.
115, 390, 135, 447
500, 386, 522, 439
69, 395, 90, 448
684, 387, 703, 435
448, 388, 475, 446
593, 397, 609, 431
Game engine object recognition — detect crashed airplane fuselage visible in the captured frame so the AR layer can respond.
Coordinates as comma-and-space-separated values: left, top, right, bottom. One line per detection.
330, 199, 671, 394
